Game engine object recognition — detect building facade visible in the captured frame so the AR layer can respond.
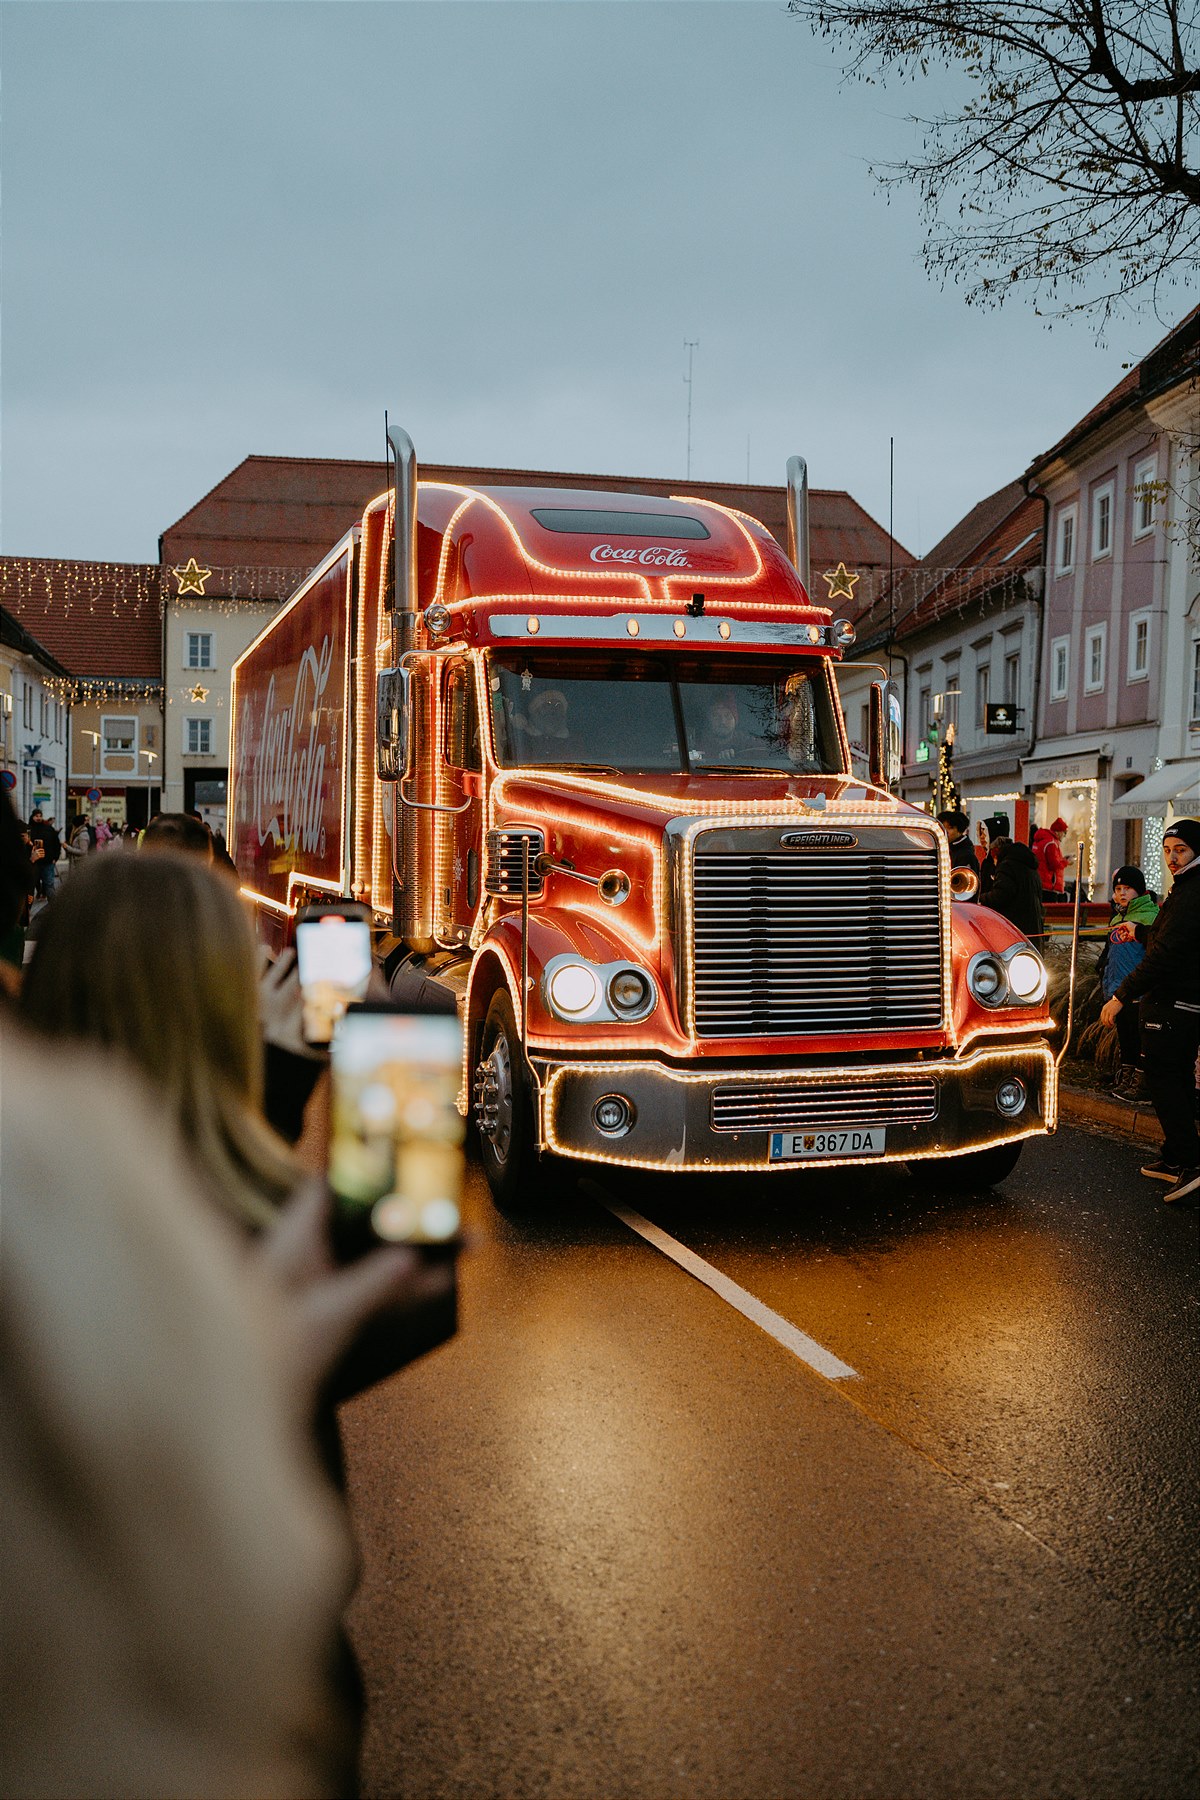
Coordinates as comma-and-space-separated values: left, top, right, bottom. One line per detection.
1025, 307, 1199, 893
0, 605, 70, 824
842, 482, 1044, 843
0, 560, 164, 829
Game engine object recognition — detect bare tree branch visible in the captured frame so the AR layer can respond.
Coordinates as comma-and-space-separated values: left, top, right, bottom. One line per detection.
787, 0, 1200, 322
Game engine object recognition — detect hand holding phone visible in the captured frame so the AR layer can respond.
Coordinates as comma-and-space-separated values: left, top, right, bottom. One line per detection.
328, 1003, 464, 1261
295, 904, 373, 1045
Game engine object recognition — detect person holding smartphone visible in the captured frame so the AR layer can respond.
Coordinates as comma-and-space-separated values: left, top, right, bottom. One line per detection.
18, 851, 462, 1783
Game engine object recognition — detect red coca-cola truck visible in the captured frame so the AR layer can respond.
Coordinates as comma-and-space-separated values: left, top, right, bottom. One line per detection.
231, 429, 1057, 1206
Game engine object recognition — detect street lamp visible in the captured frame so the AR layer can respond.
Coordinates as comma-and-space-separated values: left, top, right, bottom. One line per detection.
140, 749, 158, 826
82, 730, 100, 820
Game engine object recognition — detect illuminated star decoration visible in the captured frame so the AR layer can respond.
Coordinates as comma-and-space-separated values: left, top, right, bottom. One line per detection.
173, 556, 212, 596
189, 684, 210, 704
822, 562, 860, 602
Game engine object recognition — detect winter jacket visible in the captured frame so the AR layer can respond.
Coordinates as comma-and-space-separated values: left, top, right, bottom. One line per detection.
1099, 891, 1159, 999
1033, 828, 1067, 894
1114, 860, 1200, 1014
946, 834, 978, 874
984, 841, 1046, 943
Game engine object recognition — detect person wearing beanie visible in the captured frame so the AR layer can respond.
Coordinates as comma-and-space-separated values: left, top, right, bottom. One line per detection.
1099, 865, 1159, 1098
1101, 819, 1200, 1203
1033, 816, 1069, 898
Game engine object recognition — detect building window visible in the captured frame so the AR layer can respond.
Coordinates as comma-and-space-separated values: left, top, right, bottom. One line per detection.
1004, 650, 1021, 707
918, 686, 931, 739
1056, 506, 1077, 574
1084, 623, 1106, 693
186, 631, 214, 671
1132, 457, 1157, 538
103, 716, 136, 755
1191, 639, 1200, 723
1050, 636, 1070, 701
1091, 482, 1114, 559
1128, 610, 1151, 682
186, 717, 212, 756
22, 682, 32, 729
975, 662, 990, 730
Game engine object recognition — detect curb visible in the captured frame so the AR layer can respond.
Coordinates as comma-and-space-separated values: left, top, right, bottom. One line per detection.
1059, 1084, 1163, 1146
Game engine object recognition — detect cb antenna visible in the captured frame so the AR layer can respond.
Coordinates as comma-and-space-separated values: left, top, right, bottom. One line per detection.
684, 339, 699, 479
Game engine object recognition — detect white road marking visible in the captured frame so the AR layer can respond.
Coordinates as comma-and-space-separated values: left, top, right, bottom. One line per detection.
597, 1193, 859, 1382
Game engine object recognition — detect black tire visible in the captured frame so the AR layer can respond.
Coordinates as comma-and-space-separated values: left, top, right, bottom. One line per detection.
472, 989, 545, 1212
931, 1140, 1024, 1191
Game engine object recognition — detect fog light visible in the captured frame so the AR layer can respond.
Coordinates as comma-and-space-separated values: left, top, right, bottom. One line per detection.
996, 1078, 1026, 1116
593, 1094, 635, 1136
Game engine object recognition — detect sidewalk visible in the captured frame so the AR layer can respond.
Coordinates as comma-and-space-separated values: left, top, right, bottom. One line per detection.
1057, 1060, 1163, 1148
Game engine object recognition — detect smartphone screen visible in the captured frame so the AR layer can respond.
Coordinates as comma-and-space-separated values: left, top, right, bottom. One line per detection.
329, 1006, 464, 1255
295, 913, 373, 1044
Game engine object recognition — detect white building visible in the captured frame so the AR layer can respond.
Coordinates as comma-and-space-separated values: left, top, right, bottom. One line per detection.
0, 604, 70, 826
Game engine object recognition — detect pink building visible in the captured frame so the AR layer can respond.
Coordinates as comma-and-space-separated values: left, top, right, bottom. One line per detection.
1024, 307, 1199, 893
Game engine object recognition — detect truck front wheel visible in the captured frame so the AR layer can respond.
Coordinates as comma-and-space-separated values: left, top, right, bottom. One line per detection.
928, 1140, 1024, 1190
473, 990, 543, 1212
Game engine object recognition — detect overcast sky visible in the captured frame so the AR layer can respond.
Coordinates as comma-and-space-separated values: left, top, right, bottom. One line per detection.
0, 1, 1172, 568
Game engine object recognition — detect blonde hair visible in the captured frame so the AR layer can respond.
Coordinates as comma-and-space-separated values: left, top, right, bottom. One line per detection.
20, 851, 298, 1229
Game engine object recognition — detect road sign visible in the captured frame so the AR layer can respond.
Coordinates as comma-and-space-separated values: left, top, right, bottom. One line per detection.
87, 786, 102, 803
0, 770, 15, 791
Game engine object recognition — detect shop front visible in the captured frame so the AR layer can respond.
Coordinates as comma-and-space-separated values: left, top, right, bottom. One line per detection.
1020, 749, 1106, 899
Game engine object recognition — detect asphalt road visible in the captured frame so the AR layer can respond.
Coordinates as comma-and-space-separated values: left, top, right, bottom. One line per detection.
342, 1125, 1199, 1800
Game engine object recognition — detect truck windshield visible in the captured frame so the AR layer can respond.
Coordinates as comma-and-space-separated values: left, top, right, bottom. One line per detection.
488, 652, 844, 776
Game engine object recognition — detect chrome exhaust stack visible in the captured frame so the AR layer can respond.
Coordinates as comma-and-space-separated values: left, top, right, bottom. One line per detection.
388, 424, 419, 650
785, 455, 810, 595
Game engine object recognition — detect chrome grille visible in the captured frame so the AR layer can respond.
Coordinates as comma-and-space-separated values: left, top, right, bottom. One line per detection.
485, 828, 545, 898
712, 1076, 939, 1133
691, 836, 942, 1037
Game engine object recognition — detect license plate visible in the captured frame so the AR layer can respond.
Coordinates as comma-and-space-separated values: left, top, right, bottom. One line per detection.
769, 1128, 887, 1162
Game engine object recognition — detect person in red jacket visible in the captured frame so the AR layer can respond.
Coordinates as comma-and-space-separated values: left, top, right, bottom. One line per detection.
1033, 816, 1069, 898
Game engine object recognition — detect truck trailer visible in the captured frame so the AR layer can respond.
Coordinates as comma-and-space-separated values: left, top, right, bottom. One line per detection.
230, 430, 1056, 1206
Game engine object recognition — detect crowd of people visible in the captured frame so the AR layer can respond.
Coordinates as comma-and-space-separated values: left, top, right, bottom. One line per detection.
937, 806, 1200, 1206
0, 791, 454, 1796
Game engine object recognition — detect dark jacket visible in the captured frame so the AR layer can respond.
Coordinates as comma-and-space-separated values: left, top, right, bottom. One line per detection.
946, 834, 978, 874
28, 820, 61, 864
984, 841, 1045, 943
1114, 861, 1200, 1013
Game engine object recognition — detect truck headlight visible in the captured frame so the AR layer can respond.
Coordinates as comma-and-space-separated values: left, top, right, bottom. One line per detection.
1006, 950, 1046, 1003
609, 968, 652, 1015
548, 962, 601, 1017
969, 954, 1006, 1005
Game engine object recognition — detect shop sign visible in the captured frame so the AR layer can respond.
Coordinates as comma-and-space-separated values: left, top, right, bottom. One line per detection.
985, 703, 1018, 735
1023, 753, 1102, 785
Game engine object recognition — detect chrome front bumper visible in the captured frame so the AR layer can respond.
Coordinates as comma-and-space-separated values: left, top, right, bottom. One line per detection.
539, 1044, 1057, 1173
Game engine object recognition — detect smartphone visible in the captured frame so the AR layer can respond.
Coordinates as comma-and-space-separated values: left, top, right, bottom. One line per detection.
295, 903, 373, 1045
328, 1001, 464, 1260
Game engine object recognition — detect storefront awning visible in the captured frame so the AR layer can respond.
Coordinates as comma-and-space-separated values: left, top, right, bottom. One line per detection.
1111, 761, 1200, 819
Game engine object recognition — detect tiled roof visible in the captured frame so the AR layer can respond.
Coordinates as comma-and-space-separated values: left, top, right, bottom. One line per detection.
159, 455, 914, 601
1027, 304, 1200, 475
0, 559, 163, 681
0, 603, 72, 679
855, 484, 1043, 647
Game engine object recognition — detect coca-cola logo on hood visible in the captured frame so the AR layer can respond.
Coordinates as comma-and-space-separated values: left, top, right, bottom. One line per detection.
589, 543, 691, 568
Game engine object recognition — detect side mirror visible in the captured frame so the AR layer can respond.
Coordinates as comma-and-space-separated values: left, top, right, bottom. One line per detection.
869, 680, 903, 790
376, 666, 410, 782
